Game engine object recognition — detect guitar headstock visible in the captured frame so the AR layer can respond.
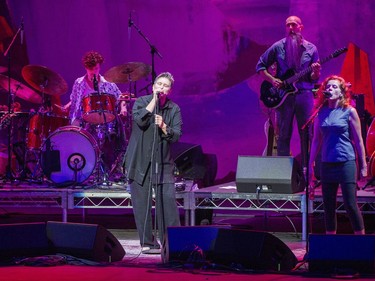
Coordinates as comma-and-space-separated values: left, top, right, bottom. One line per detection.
331, 47, 348, 58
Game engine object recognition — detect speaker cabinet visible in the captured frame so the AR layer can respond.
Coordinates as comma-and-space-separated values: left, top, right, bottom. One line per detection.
0, 222, 125, 262
212, 228, 298, 271
236, 156, 305, 194
0, 222, 50, 261
163, 226, 297, 272
308, 234, 375, 274
46, 221, 125, 262
163, 225, 229, 263
171, 142, 206, 179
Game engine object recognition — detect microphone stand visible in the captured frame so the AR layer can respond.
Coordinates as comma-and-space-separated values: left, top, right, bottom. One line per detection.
151, 94, 161, 250
301, 102, 324, 252
2, 22, 23, 183
128, 19, 162, 83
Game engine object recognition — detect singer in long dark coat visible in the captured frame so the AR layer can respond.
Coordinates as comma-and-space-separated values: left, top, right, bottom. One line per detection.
124, 72, 182, 253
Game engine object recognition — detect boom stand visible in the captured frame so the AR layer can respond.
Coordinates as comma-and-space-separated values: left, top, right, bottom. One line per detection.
128, 19, 163, 83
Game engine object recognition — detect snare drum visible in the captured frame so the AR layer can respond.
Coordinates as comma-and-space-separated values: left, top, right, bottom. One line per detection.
82, 93, 116, 124
27, 113, 69, 149
41, 126, 98, 184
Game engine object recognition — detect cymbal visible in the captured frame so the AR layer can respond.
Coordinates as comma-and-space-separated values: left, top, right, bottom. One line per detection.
0, 73, 42, 104
104, 62, 151, 83
22, 65, 68, 96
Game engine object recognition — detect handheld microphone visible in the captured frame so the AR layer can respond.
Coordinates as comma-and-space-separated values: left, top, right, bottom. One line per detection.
20, 17, 24, 45
323, 91, 332, 98
93, 74, 99, 92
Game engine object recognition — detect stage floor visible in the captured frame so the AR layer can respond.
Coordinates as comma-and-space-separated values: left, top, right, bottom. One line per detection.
1, 178, 375, 237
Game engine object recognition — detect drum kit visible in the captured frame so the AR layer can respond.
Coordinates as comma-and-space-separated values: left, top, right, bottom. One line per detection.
0, 61, 151, 187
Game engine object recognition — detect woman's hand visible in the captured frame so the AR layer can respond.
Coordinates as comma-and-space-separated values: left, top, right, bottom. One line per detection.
360, 164, 368, 178
155, 114, 164, 129
308, 166, 316, 200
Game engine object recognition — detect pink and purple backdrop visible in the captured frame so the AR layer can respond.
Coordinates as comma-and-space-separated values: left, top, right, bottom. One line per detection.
6, 0, 375, 182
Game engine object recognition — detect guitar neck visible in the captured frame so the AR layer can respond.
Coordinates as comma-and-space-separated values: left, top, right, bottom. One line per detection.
285, 55, 333, 84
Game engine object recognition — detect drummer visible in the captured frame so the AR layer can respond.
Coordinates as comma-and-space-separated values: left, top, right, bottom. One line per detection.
62, 51, 121, 178
63, 50, 121, 125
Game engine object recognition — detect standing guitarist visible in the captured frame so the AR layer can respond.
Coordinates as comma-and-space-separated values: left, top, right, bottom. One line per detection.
256, 15, 321, 169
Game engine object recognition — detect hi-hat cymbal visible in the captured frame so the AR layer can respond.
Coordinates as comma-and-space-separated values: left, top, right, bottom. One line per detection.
0, 73, 42, 104
104, 62, 151, 83
22, 65, 68, 96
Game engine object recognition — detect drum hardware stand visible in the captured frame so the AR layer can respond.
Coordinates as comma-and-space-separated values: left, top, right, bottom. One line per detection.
0, 92, 17, 183
91, 82, 112, 187
108, 148, 126, 182
107, 104, 129, 184
95, 126, 112, 188
23, 149, 44, 184
20, 111, 44, 183
138, 82, 152, 95
2, 18, 23, 184
10, 140, 38, 183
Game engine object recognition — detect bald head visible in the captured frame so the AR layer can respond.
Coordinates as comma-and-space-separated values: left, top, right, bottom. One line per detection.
285, 15, 304, 37
286, 16, 302, 26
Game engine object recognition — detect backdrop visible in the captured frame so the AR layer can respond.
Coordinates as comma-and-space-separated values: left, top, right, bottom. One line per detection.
3, 0, 375, 182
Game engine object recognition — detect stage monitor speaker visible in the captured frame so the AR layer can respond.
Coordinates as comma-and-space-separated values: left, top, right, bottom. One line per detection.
236, 156, 305, 194
163, 225, 230, 263
212, 228, 298, 271
46, 221, 125, 262
171, 142, 206, 180
308, 234, 375, 274
0, 222, 50, 261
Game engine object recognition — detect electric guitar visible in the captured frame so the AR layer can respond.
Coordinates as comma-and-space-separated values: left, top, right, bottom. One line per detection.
260, 47, 348, 108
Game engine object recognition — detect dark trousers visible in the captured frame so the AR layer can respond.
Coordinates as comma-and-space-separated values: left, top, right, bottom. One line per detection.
129, 179, 180, 248
276, 91, 314, 168
321, 161, 365, 232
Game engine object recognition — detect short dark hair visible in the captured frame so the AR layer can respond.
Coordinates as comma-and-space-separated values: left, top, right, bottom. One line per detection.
155, 72, 174, 87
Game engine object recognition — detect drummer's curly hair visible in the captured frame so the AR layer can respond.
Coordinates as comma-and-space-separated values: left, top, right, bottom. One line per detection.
155, 72, 174, 87
82, 51, 104, 69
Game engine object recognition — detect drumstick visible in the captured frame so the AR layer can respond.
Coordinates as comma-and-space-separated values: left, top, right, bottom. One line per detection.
54, 103, 70, 111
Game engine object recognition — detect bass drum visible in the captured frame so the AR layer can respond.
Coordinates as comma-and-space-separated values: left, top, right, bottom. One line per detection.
41, 126, 98, 184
